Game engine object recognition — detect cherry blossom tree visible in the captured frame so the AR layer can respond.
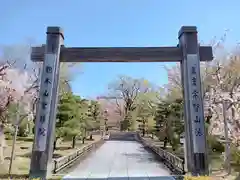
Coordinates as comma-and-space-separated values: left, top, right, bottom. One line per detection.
0, 39, 82, 168
163, 33, 240, 146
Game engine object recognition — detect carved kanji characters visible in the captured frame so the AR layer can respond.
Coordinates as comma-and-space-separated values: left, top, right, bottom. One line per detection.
43, 90, 49, 97
42, 102, 48, 109
194, 116, 201, 123
44, 78, 51, 84
191, 66, 196, 74
195, 128, 202, 136
192, 76, 197, 86
193, 103, 200, 112
45, 66, 52, 73
38, 127, 46, 136
40, 115, 45, 123
192, 90, 199, 100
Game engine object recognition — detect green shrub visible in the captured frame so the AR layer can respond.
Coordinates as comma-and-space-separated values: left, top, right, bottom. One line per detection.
4, 125, 14, 135
18, 118, 29, 137
5, 133, 12, 140
208, 135, 225, 153
17, 136, 34, 142
169, 133, 180, 151
4, 125, 14, 140
231, 147, 240, 165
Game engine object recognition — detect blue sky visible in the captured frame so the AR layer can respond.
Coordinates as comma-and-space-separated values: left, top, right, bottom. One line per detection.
1, 0, 240, 99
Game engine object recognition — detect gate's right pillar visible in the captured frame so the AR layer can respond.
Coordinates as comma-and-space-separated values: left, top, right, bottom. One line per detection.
178, 26, 209, 176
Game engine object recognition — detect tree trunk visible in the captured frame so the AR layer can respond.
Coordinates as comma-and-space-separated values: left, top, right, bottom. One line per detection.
72, 136, 76, 148
0, 127, 6, 163
163, 137, 168, 149
84, 128, 87, 138
0, 145, 4, 164
223, 102, 231, 175
142, 121, 145, 137
53, 138, 58, 151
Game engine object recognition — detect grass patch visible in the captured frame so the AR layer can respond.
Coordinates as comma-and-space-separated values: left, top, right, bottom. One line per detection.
49, 175, 64, 180
54, 140, 91, 156
16, 136, 34, 142
231, 163, 240, 176
142, 136, 240, 178
209, 152, 223, 171
0, 134, 101, 175
0, 174, 64, 180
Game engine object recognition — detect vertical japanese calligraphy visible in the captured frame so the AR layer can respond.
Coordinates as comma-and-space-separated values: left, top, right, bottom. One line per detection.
34, 54, 57, 151
187, 54, 205, 153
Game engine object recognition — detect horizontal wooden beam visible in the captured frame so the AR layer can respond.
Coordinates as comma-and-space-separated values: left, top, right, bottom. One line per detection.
31, 46, 213, 62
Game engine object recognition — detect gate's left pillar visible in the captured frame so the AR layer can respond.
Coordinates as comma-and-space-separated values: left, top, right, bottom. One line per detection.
29, 27, 63, 180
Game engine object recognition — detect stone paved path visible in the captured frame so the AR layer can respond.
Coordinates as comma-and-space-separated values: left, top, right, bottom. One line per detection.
63, 141, 174, 180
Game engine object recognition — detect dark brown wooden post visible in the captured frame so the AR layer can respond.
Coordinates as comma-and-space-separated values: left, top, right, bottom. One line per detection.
29, 27, 63, 180
178, 26, 209, 176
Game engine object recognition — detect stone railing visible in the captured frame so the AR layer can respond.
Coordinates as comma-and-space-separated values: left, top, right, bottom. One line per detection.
137, 134, 185, 175
52, 139, 104, 173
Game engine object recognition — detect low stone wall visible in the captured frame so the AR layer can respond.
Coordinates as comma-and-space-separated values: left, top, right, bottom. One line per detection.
52, 139, 104, 173
108, 132, 136, 141
136, 134, 185, 175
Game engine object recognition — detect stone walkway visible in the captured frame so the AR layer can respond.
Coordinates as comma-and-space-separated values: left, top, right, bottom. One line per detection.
63, 141, 174, 180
